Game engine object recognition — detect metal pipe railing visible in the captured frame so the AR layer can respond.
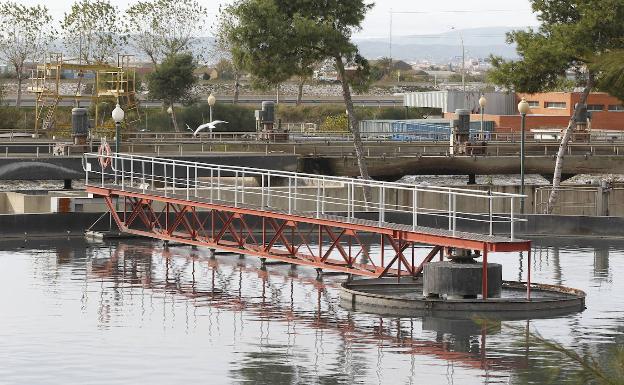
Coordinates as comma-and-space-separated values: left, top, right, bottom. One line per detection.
84, 152, 527, 239
122, 130, 624, 144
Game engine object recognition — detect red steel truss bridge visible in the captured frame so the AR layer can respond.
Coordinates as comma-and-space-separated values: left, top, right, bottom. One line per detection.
83, 152, 532, 300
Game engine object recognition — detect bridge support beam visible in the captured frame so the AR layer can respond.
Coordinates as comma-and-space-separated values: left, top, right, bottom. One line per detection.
90, 185, 531, 286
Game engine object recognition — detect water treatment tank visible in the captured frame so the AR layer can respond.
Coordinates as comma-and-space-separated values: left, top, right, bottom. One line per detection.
452, 109, 471, 134
575, 103, 588, 122
261, 101, 275, 123
72, 108, 88, 136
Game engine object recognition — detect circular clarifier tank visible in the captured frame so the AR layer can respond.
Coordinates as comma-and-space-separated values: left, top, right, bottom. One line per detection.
340, 278, 586, 320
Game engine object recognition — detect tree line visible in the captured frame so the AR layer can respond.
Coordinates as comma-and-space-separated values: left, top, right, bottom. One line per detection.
0, 0, 208, 107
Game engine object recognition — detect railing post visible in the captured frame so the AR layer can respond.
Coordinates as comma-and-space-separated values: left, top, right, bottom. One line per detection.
210, 168, 214, 203
217, 168, 221, 201
151, 159, 155, 191
511, 197, 515, 241
489, 192, 493, 236
347, 182, 351, 218
267, 171, 271, 208
130, 155, 134, 187
164, 163, 167, 197
242, 172, 246, 204
448, 193, 452, 231
412, 188, 418, 230
84, 156, 89, 186
351, 181, 355, 220
172, 161, 176, 195
321, 178, 326, 214
288, 177, 292, 214
527, 248, 532, 300
121, 155, 125, 190
141, 160, 145, 190
452, 193, 457, 235
379, 185, 385, 225
316, 181, 320, 218
114, 153, 118, 185
194, 164, 198, 198
293, 176, 297, 211
234, 171, 239, 207
186, 165, 190, 200
261, 174, 265, 208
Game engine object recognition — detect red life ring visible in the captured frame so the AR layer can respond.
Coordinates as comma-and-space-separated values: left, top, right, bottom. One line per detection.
98, 142, 112, 169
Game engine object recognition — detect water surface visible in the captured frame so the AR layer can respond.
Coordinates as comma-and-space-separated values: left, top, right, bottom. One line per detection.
1, 237, 623, 384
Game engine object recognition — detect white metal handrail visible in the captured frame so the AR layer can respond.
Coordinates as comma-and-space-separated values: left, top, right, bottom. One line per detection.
123, 130, 624, 144
83, 152, 527, 240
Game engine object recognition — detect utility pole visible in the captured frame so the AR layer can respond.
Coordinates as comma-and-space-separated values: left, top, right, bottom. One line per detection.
461, 33, 466, 108
451, 27, 467, 108
389, 9, 393, 68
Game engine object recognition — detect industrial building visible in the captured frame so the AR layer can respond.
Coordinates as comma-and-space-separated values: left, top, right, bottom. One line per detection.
403, 90, 624, 133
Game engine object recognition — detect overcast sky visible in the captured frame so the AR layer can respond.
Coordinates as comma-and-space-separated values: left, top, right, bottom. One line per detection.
19, 0, 539, 37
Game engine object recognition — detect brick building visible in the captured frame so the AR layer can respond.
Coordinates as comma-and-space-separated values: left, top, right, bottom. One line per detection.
470, 92, 624, 132
404, 90, 624, 133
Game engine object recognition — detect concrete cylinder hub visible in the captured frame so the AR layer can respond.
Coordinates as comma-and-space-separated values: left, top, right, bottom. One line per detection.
423, 261, 502, 299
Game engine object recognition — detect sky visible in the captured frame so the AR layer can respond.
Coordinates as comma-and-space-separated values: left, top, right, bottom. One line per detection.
19, 0, 540, 38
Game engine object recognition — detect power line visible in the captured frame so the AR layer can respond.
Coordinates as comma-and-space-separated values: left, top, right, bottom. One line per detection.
399, 35, 511, 38
390, 9, 529, 14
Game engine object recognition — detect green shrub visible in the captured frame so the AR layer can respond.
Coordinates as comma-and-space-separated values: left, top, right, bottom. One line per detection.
277, 104, 434, 125
178, 103, 256, 132
143, 103, 256, 132
320, 114, 349, 132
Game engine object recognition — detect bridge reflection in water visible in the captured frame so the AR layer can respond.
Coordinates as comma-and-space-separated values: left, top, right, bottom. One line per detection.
76, 240, 532, 376
10, 235, 622, 385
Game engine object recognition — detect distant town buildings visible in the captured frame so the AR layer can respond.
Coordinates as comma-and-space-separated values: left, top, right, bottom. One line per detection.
404, 90, 624, 133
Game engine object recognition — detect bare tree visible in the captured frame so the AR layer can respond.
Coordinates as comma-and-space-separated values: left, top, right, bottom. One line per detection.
125, 0, 208, 66
213, 43, 242, 104
546, 75, 593, 213
0, 2, 55, 108
61, 0, 125, 65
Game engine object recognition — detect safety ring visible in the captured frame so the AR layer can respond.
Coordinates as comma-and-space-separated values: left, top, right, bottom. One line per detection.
98, 142, 112, 169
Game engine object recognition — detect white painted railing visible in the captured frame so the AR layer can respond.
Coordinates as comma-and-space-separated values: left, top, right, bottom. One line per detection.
83, 152, 527, 240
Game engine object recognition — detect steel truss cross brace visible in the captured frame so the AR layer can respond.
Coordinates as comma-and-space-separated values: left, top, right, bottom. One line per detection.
94, 185, 532, 299
102, 193, 446, 279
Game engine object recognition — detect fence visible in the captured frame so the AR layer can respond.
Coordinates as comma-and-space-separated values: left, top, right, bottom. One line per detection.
534, 185, 624, 216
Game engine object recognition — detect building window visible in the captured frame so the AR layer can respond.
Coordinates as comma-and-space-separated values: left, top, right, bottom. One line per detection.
587, 104, 605, 111
608, 104, 624, 111
545, 102, 566, 109
527, 101, 539, 107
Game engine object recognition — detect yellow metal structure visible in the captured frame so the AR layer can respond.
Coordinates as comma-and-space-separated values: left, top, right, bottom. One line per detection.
28, 53, 141, 137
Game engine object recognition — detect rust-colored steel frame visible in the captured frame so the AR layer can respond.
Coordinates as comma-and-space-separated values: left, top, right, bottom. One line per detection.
90, 185, 532, 298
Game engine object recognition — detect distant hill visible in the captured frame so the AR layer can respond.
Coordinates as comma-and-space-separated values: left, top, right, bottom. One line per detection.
31, 27, 524, 66
354, 26, 527, 62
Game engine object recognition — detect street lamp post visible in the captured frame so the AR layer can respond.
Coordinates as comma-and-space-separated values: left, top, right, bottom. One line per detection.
208, 93, 216, 122
479, 94, 487, 141
518, 97, 530, 214
112, 103, 125, 154
112, 103, 125, 186
167, 105, 178, 133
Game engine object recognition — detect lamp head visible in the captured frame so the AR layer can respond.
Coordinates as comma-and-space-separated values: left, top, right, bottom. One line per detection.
208, 93, 216, 106
479, 94, 487, 108
518, 97, 530, 115
112, 103, 125, 123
